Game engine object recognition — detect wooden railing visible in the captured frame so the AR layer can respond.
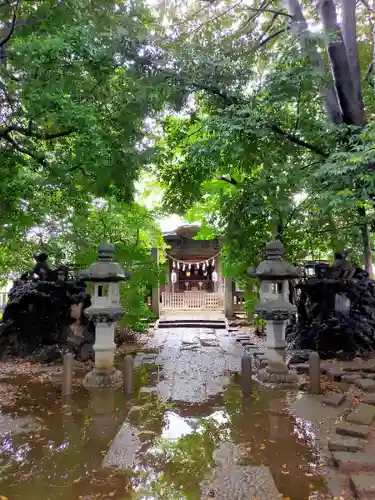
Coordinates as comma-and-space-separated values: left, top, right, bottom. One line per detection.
161, 291, 224, 310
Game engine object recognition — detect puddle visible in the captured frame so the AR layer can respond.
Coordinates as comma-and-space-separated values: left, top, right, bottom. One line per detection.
0, 361, 328, 499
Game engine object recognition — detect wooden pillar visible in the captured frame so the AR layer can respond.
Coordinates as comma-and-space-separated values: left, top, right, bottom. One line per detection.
151, 247, 160, 318
224, 277, 234, 318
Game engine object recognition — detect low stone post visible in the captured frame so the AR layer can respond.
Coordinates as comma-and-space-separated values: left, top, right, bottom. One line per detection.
62, 352, 73, 396
309, 351, 321, 395
241, 354, 252, 398
151, 247, 160, 319
123, 355, 134, 395
224, 277, 234, 318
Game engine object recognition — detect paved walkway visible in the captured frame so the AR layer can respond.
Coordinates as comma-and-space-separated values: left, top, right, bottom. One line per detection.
146, 314, 240, 403
104, 313, 282, 499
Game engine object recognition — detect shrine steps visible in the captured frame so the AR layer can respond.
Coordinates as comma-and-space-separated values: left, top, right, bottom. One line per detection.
157, 319, 226, 330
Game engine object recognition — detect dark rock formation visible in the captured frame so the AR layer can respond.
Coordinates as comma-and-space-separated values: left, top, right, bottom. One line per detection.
0, 279, 93, 362
286, 265, 375, 359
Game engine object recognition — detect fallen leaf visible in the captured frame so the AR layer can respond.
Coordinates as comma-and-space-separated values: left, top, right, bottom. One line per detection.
305, 473, 314, 477
281, 470, 290, 475
259, 443, 265, 450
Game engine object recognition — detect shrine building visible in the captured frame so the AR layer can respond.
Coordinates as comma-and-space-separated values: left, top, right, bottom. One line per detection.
152, 224, 244, 316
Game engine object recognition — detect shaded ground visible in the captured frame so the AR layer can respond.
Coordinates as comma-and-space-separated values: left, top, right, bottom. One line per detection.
0, 312, 331, 499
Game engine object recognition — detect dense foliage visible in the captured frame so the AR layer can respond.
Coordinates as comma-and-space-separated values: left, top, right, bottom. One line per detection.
2, 0, 375, 326
150, 0, 375, 285
0, 0, 171, 329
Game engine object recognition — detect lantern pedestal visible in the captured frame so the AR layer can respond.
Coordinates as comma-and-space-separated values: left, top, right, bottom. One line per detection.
83, 308, 124, 389
84, 368, 123, 390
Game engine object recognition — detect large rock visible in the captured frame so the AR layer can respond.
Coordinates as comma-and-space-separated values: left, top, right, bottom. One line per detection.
286, 273, 375, 359
0, 279, 93, 362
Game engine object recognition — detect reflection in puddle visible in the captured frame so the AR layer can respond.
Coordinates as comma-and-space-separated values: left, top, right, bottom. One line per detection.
0, 366, 328, 499
161, 411, 194, 440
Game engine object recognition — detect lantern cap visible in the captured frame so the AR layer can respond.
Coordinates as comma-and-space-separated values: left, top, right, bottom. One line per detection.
80, 243, 130, 282
248, 239, 300, 280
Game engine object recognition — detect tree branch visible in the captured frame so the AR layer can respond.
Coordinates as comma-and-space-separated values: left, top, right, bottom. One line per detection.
256, 26, 290, 49
270, 124, 329, 156
0, 125, 76, 139
192, 81, 239, 104
216, 175, 238, 185
3, 131, 43, 162
245, 6, 293, 18
240, 0, 271, 29
0, 0, 21, 47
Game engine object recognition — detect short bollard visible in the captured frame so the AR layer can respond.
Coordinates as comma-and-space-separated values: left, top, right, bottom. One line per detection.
123, 355, 134, 395
241, 354, 252, 398
62, 352, 73, 396
309, 351, 321, 395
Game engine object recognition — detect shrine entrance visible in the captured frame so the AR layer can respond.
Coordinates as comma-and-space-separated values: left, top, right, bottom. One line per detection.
160, 224, 224, 311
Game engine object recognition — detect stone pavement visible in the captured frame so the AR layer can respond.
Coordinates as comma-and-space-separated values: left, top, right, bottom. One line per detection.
103, 313, 280, 499
292, 358, 375, 499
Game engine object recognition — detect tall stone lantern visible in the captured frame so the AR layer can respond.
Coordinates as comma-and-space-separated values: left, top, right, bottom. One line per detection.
248, 240, 299, 385
80, 243, 130, 389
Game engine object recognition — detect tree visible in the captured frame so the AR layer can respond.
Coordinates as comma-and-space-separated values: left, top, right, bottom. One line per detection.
147, 0, 375, 277
0, 0, 185, 237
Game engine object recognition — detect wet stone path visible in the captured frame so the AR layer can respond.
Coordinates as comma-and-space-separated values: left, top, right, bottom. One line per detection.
103, 315, 326, 499
140, 322, 242, 403
0, 314, 328, 499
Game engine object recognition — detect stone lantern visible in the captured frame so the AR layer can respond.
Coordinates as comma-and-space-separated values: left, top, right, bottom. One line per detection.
80, 243, 130, 389
248, 240, 299, 385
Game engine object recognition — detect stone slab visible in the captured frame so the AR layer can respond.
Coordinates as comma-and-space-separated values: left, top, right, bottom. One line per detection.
362, 372, 375, 379
347, 403, 375, 426
342, 374, 362, 384
240, 340, 255, 346
200, 339, 219, 347
350, 472, 375, 498
355, 378, 375, 392
361, 395, 375, 406
361, 365, 375, 373
322, 392, 346, 408
139, 386, 158, 394
327, 367, 345, 381
102, 422, 140, 469
328, 436, 364, 452
331, 451, 375, 473
293, 363, 310, 374
200, 465, 281, 500
336, 423, 371, 439
235, 334, 250, 340
253, 352, 267, 358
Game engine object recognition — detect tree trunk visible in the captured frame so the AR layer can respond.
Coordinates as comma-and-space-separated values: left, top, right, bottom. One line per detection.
358, 206, 373, 278
341, 0, 363, 110
282, 0, 343, 123
317, 0, 365, 126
